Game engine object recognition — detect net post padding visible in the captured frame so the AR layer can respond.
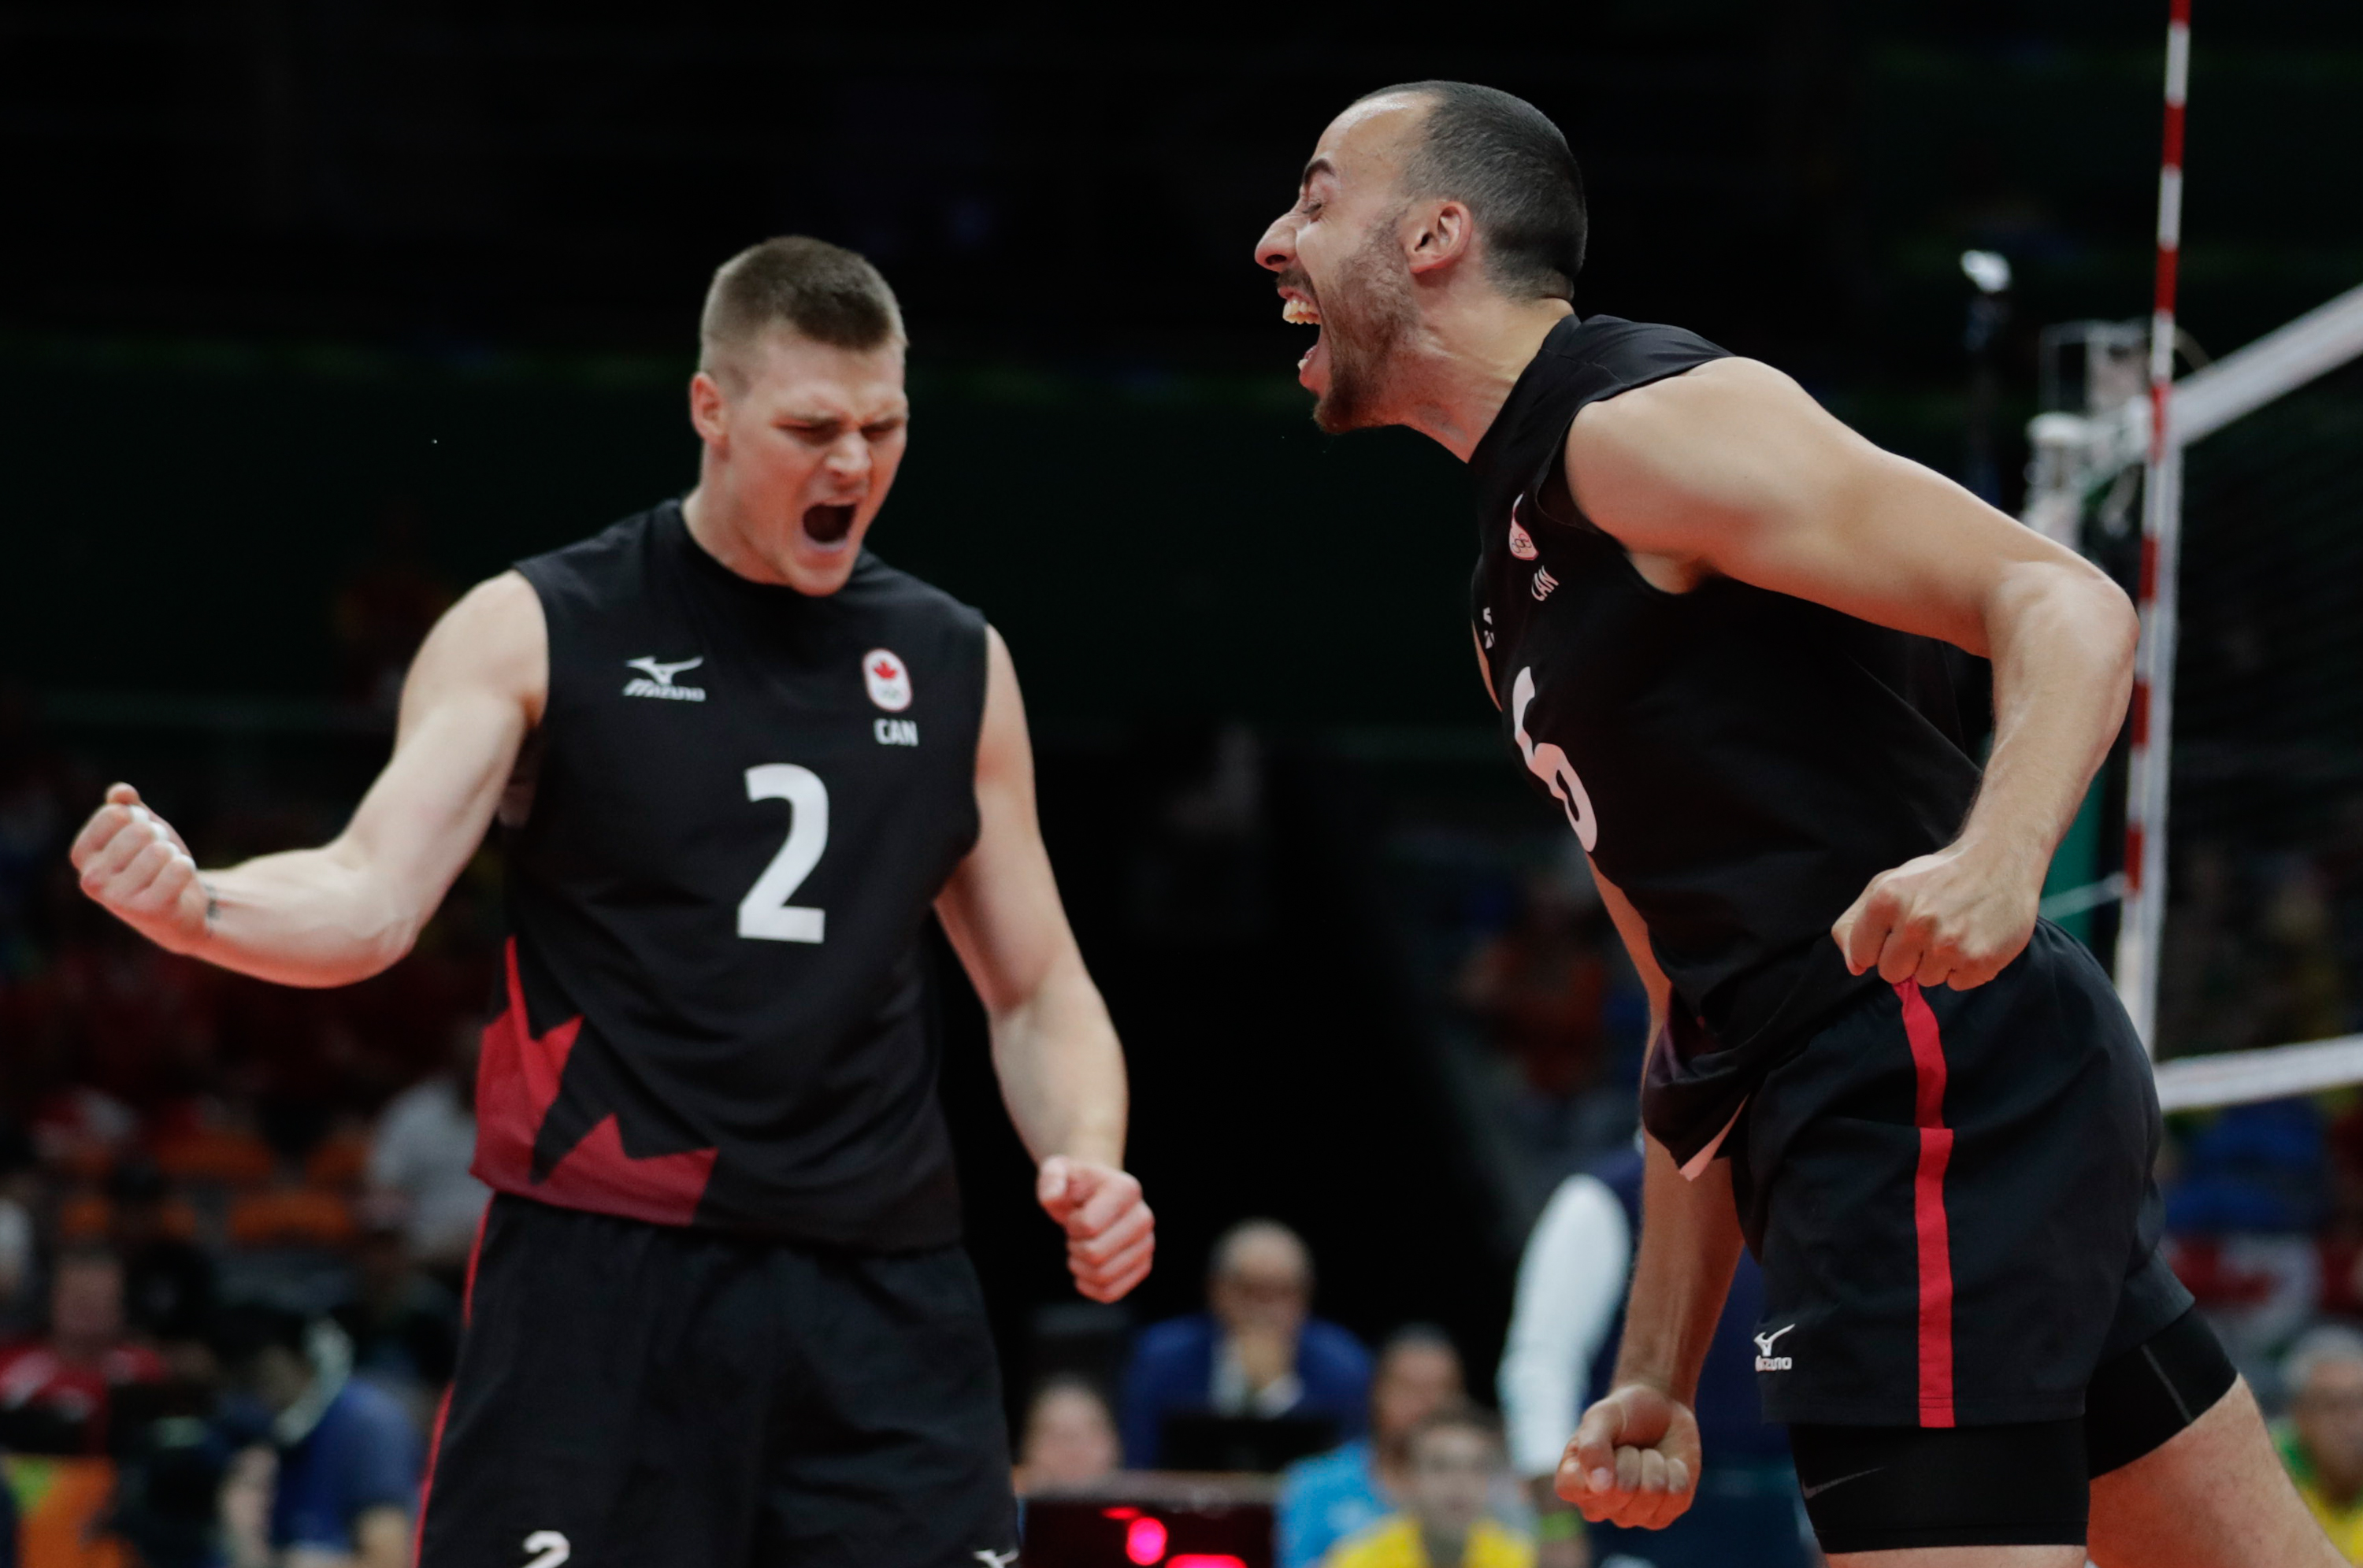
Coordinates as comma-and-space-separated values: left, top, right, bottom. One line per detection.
2114, 0, 2191, 1051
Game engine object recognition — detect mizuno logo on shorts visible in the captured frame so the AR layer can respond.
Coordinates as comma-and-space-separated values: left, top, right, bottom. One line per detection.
1755, 1323, 1795, 1371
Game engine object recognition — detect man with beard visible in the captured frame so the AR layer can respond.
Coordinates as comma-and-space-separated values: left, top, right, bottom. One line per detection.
71, 235, 1154, 1567
1254, 83, 2334, 1568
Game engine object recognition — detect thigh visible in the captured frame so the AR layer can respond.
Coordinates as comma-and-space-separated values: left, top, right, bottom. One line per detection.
760, 1244, 1018, 1568
2088, 1377, 2346, 1568
418, 1197, 774, 1568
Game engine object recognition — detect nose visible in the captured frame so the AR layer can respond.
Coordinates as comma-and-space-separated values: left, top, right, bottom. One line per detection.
825, 432, 870, 482
1255, 213, 1296, 274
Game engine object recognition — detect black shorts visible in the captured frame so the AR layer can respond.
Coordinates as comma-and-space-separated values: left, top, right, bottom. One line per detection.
417, 1195, 1018, 1568
1730, 921, 2192, 1427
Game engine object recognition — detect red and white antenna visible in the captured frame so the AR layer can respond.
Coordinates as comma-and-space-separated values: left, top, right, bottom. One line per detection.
2116, 0, 2192, 1049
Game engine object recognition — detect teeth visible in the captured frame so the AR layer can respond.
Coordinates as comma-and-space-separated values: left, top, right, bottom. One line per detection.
1282, 298, 1320, 325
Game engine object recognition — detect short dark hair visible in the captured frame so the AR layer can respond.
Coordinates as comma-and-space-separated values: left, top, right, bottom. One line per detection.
1356, 81, 1587, 301
210, 1299, 310, 1368
1410, 1400, 1503, 1450
1378, 1322, 1461, 1365
699, 236, 905, 375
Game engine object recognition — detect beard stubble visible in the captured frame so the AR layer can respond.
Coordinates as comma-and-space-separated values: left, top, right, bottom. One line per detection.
1312, 219, 1419, 435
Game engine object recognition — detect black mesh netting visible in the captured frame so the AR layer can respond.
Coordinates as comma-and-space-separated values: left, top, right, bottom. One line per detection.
2155, 354, 2363, 1062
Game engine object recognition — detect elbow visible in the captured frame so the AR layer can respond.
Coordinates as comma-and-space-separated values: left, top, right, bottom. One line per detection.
2091, 568, 2139, 653
2096, 573, 2140, 682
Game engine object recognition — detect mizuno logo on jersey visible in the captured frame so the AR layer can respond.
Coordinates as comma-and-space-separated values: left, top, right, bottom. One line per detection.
622, 656, 706, 702
1530, 565, 1560, 601
1754, 1324, 1796, 1371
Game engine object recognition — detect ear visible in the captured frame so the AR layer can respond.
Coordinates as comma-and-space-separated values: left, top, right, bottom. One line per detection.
1404, 199, 1475, 277
688, 369, 730, 448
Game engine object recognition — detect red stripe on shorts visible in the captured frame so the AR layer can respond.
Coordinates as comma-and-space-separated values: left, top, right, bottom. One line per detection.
414, 1203, 492, 1566
1896, 980, 1957, 1428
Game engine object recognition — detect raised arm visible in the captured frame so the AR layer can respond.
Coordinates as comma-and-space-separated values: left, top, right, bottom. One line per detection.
934, 626, 1152, 1303
69, 572, 545, 988
1567, 357, 2139, 989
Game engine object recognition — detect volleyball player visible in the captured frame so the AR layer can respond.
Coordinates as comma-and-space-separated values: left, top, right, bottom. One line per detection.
1253, 83, 2336, 1566
70, 237, 1152, 1567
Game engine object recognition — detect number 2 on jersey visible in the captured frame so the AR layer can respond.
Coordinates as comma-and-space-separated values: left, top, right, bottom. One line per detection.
738, 764, 829, 943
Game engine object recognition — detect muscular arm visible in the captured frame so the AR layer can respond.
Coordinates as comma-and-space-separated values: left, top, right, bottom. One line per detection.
69, 573, 545, 988
1568, 358, 2139, 988
935, 627, 1153, 1303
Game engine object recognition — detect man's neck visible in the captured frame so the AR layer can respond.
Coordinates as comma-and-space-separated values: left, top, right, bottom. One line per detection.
680, 481, 792, 588
1388, 295, 1574, 463
1418, 1523, 1469, 1568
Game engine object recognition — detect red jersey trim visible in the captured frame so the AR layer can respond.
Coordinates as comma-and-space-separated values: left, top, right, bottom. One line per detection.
471, 938, 718, 1228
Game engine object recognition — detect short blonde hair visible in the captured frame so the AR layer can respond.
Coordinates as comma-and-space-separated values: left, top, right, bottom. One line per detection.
699, 236, 904, 382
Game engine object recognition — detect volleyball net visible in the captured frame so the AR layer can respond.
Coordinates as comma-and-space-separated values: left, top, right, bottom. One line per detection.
2023, 280, 2363, 1112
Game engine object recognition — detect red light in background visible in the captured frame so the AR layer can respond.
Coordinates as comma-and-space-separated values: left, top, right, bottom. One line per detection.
1167, 1558, 1248, 1567
1124, 1516, 1168, 1565
1101, 1507, 1141, 1521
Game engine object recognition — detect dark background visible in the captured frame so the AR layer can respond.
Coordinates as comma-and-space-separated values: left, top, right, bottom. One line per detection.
6, 2, 2362, 1404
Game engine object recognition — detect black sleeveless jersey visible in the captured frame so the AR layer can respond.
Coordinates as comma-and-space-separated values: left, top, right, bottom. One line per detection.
473, 501, 989, 1249
1467, 316, 1983, 1166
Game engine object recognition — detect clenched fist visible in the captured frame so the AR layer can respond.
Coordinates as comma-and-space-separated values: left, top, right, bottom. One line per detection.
70, 784, 211, 953
1560, 1382, 1701, 1531
1037, 1157, 1154, 1303
1830, 838, 2044, 992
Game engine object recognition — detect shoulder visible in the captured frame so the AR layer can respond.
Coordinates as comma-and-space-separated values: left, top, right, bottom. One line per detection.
1568, 355, 1827, 474
514, 506, 665, 600
1328, 1515, 1415, 1568
1469, 1519, 1538, 1568
317, 1378, 413, 1448
1299, 1319, 1374, 1375
1571, 354, 1794, 445
845, 553, 987, 634
1554, 315, 1729, 373
1534, 1170, 1629, 1244
402, 571, 547, 718
1282, 1439, 1371, 1496
1133, 1314, 1219, 1363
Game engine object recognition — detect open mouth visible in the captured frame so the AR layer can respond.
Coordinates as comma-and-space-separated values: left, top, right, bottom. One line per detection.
1279, 289, 1326, 382
801, 503, 856, 547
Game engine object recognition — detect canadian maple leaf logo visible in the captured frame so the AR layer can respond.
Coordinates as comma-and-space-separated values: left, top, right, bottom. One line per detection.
872, 658, 900, 680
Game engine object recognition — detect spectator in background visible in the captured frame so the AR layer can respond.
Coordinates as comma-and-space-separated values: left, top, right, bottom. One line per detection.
365, 1025, 488, 1281
332, 1199, 460, 1433
0, 1244, 166, 1454
1499, 1145, 1807, 1568
1015, 1376, 1122, 1494
1458, 873, 1612, 1105
1281, 1327, 1467, 1568
1326, 1407, 1531, 1568
2279, 1325, 2363, 1561
108, 1159, 217, 1355
0, 1121, 41, 1337
1121, 1220, 1371, 1468
216, 1303, 418, 1568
